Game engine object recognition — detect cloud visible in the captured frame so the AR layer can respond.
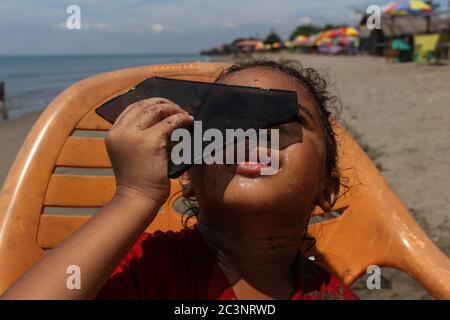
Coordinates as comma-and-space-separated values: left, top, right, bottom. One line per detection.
299, 16, 313, 25
151, 23, 165, 33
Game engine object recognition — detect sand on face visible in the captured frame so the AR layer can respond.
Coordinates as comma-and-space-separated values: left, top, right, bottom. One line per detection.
0, 54, 449, 299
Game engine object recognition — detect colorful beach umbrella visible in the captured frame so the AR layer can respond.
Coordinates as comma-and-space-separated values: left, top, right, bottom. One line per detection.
344, 27, 359, 37
337, 36, 359, 46
255, 41, 265, 50
321, 29, 336, 38
308, 33, 320, 45
303, 36, 313, 46
382, 0, 432, 15
327, 28, 342, 38
272, 41, 282, 49
326, 27, 359, 38
295, 27, 360, 48
317, 36, 333, 46
284, 40, 294, 48
293, 35, 307, 46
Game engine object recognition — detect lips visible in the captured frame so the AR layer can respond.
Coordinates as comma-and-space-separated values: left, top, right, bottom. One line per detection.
234, 161, 271, 176
232, 147, 278, 176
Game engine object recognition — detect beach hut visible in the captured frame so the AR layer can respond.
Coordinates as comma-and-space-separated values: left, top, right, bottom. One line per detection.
233, 39, 264, 53
359, 6, 449, 57
381, 12, 449, 36
382, 0, 434, 34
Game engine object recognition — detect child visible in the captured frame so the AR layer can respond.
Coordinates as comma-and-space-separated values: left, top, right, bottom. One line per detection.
1, 60, 358, 300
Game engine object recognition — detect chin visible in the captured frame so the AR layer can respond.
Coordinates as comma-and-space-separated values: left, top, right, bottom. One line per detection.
220, 175, 286, 211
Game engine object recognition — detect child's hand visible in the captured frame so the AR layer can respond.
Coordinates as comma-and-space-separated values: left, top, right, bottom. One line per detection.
105, 98, 193, 206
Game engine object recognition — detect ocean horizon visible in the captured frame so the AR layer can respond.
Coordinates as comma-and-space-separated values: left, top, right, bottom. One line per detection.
0, 53, 209, 119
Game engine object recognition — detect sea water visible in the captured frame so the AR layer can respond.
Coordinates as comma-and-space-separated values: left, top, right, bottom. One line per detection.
0, 54, 207, 118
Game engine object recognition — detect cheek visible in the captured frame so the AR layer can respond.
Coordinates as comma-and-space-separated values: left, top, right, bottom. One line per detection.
282, 135, 326, 198
188, 165, 230, 205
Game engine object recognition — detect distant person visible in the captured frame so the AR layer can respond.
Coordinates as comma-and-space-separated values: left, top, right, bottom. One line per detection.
0, 81, 8, 120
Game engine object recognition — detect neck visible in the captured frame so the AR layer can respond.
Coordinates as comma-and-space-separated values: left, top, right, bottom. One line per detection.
197, 216, 305, 298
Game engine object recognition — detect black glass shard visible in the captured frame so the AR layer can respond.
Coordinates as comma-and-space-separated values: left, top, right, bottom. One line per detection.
96, 77, 299, 178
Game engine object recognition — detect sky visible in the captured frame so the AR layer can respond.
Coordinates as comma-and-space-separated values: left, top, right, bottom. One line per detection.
0, 0, 448, 55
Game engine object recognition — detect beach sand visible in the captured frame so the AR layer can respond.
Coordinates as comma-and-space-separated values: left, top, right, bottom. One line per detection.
0, 111, 41, 183
0, 53, 449, 299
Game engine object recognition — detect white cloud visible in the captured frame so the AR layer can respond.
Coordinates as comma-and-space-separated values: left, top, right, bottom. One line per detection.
299, 16, 313, 25
151, 23, 165, 33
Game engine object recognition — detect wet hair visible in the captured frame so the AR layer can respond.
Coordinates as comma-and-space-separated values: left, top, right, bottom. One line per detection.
182, 59, 341, 228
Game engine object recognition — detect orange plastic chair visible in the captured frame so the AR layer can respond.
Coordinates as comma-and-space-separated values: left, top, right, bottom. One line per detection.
0, 62, 449, 298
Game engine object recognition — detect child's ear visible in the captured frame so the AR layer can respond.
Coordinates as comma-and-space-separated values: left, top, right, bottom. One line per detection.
179, 171, 195, 198
317, 179, 339, 212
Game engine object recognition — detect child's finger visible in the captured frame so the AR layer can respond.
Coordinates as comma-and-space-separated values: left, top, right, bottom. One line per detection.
113, 98, 186, 128
150, 113, 194, 141
111, 102, 140, 129
112, 98, 166, 128
138, 103, 188, 130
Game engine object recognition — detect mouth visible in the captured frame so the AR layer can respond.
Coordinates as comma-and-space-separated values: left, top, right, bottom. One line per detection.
225, 146, 278, 177
233, 161, 271, 176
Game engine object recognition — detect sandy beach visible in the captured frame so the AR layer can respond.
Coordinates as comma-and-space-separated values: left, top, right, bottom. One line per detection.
0, 53, 449, 299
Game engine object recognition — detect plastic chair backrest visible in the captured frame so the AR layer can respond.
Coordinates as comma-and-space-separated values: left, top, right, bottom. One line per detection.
0, 62, 448, 298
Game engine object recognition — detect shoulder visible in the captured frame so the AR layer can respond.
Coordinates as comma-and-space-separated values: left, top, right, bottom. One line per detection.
97, 228, 203, 300
116, 228, 199, 273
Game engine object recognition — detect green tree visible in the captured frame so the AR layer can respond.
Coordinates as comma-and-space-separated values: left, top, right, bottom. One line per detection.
264, 31, 282, 45
289, 24, 321, 40
323, 23, 345, 30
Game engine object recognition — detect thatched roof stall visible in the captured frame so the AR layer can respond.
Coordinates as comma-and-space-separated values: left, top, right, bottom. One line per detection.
359, 12, 449, 56
381, 13, 450, 37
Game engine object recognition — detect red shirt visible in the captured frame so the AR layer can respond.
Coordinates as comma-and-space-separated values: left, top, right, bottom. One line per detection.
96, 227, 358, 300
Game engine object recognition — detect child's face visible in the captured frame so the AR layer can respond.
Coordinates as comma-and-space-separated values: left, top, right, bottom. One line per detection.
184, 67, 331, 230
